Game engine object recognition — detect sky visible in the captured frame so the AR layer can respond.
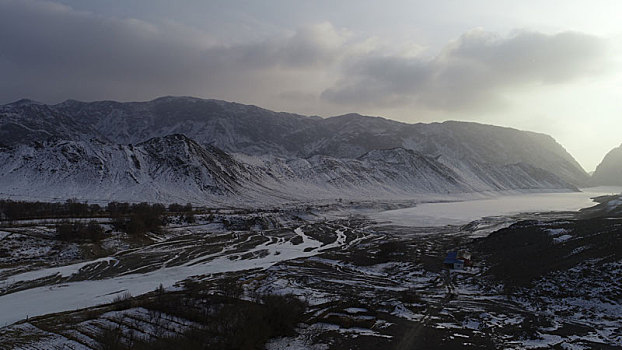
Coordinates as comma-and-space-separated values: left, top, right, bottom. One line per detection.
1, 0, 621, 171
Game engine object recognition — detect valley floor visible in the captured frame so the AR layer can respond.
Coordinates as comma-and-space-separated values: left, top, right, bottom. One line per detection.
0, 194, 621, 349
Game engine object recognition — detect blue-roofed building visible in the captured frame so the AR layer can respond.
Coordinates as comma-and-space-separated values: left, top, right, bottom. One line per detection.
444, 251, 465, 269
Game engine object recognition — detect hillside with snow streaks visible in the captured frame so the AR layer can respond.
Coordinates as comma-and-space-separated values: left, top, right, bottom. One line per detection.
0, 140, 576, 205
0, 97, 587, 203
0, 135, 252, 203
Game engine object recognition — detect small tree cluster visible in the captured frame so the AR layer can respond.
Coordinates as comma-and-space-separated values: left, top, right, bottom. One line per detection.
0, 199, 102, 221
110, 202, 166, 236
55, 220, 105, 242
122, 292, 308, 350
168, 202, 195, 223
167, 202, 193, 213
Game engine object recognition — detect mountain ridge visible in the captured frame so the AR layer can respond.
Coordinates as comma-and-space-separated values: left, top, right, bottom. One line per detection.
0, 96, 588, 204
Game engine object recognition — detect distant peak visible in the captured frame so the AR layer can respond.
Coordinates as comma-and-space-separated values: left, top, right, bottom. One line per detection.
325, 112, 401, 125
329, 113, 374, 120
61, 99, 83, 104
151, 96, 204, 103
7, 98, 44, 106
53, 99, 85, 107
336, 113, 363, 118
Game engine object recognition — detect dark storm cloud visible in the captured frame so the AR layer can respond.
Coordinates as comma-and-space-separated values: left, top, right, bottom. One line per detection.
322, 29, 607, 111
0, 0, 342, 103
0, 0, 204, 101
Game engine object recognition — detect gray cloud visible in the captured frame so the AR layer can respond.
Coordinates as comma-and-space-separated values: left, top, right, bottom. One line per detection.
322, 29, 607, 111
0, 0, 344, 103
204, 22, 345, 69
0, 0, 206, 101
0, 0, 609, 116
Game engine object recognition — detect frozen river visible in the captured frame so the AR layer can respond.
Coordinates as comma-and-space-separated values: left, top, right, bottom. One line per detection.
372, 187, 622, 227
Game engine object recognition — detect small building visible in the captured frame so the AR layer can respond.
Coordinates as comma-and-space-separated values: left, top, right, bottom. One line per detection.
459, 251, 472, 266
443, 251, 463, 269
443, 250, 472, 270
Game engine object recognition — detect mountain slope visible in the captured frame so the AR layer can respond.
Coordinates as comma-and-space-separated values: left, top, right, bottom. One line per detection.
0, 135, 253, 203
401, 121, 587, 187
0, 140, 576, 205
1, 97, 587, 185
0, 100, 99, 147
590, 144, 622, 186
0, 97, 588, 204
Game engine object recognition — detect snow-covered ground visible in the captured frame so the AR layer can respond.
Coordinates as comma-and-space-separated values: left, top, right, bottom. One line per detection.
1, 207, 620, 349
0, 226, 340, 327
372, 187, 622, 227
3, 188, 617, 328
2, 190, 621, 348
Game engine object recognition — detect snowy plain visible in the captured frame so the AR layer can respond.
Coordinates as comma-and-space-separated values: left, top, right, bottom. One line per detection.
371, 187, 622, 227
2, 187, 621, 330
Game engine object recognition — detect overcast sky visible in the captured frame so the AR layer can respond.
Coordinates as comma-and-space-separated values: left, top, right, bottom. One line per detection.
1, 0, 621, 171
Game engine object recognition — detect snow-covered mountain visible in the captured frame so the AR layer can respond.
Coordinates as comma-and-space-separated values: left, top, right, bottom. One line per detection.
590, 144, 622, 186
0, 135, 258, 203
0, 97, 588, 204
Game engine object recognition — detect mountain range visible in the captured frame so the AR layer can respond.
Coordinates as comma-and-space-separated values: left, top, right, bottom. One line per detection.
0, 97, 593, 204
